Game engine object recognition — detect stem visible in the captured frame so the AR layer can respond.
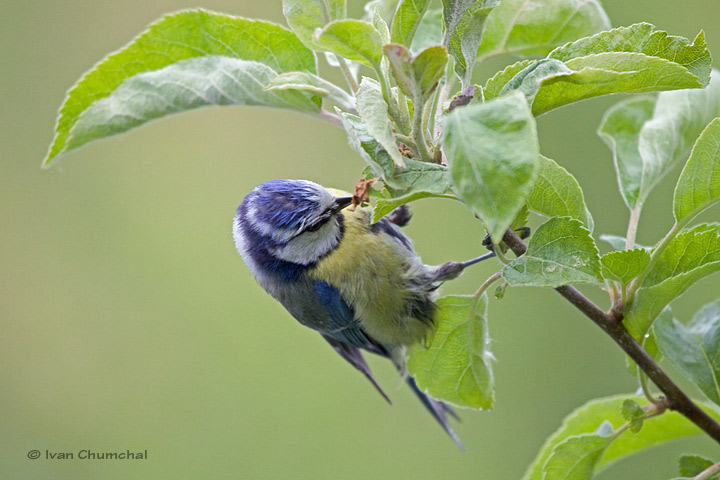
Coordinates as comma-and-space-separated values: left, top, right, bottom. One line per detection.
395, 134, 418, 150
335, 55, 358, 93
412, 95, 433, 162
625, 221, 681, 307
695, 462, 720, 480
434, 62, 456, 140
426, 90, 440, 144
493, 244, 511, 264
378, 70, 411, 135
625, 202, 643, 250
397, 91, 412, 134
474, 271, 503, 298
501, 228, 720, 445
316, 110, 344, 128
639, 371, 663, 406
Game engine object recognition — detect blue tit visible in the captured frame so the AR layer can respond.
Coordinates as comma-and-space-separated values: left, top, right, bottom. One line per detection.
233, 179, 493, 447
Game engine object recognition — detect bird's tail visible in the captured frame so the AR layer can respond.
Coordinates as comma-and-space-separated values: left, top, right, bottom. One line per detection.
406, 375, 465, 449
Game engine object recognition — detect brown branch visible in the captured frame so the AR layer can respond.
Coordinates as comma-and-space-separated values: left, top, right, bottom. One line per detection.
501, 228, 720, 444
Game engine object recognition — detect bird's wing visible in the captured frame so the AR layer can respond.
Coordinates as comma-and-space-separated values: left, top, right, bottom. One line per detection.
314, 280, 463, 446
320, 334, 391, 404
314, 280, 391, 403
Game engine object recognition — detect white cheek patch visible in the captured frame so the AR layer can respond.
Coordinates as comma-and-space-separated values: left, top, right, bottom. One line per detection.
232, 215, 246, 254
270, 220, 340, 265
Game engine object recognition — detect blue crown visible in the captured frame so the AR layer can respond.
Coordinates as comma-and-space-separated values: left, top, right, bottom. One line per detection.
251, 180, 325, 231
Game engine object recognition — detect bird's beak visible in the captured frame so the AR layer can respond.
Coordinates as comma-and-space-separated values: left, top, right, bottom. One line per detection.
331, 196, 353, 213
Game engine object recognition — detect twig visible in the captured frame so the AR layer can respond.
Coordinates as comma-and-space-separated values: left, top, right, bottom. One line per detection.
695, 462, 720, 480
625, 203, 642, 251
335, 55, 358, 93
501, 228, 720, 445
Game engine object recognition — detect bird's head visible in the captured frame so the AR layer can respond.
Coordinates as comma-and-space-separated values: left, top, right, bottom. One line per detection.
234, 180, 353, 269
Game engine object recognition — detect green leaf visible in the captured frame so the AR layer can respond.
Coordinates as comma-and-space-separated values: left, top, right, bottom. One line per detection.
369, 7, 391, 45
484, 59, 534, 101
282, 0, 346, 50
655, 299, 720, 405
674, 118, 720, 224
410, 8, 443, 53
503, 217, 602, 287
264, 71, 355, 110
621, 399, 645, 433
372, 191, 455, 223
549, 24, 710, 85
626, 224, 720, 341
527, 155, 593, 230
407, 294, 494, 410
477, 0, 610, 61
390, 0, 432, 47
599, 71, 720, 210
339, 109, 452, 196
442, 91, 539, 242
339, 110, 398, 183
542, 432, 614, 480
597, 96, 657, 209
442, 0, 501, 85
679, 455, 716, 477
313, 19, 384, 69
601, 249, 651, 287
383, 44, 448, 100
43, 9, 318, 167
356, 78, 407, 168
64, 57, 320, 156
521, 394, 720, 480
363, 0, 400, 21
492, 24, 711, 116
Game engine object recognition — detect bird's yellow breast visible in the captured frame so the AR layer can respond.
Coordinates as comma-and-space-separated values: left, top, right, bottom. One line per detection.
308, 207, 432, 347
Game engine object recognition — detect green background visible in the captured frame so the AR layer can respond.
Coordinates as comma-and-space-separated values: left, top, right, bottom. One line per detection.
3, 1, 720, 478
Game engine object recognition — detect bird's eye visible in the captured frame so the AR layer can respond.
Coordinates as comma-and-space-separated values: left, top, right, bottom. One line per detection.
304, 221, 325, 232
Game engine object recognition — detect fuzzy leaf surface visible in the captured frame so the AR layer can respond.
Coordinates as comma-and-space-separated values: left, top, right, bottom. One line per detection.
601, 249, 651, 287
442, 0, 501, 84
655, 299, 720, 405
264, 71, 356, 110
542, 432, 613, 480
390, 0, 432, 47
282, 0, 346, 49
64, 57, 320, 156
43, 9, 318, 167
408, 294, 494, 409
599, 70, 720, 209
356, 78, 407, 167
486, 24, 711, 116
527, 155, 593, 230
477, 0, 610, 61
313, 19, 384, 68
521, 395, 720, 480
674, 118, 720, 224
626, 224, 720, 342
443, 91, 539, 242
410, 8, 443, 52
339, 110, 452, 196
383, 44, 448, 101
503, 217, 602, 287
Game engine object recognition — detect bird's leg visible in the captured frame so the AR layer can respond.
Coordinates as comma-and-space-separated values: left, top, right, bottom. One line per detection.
431, 227, 531, 282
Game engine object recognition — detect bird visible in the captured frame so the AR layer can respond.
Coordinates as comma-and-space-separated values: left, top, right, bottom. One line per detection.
232, 179, 495, 447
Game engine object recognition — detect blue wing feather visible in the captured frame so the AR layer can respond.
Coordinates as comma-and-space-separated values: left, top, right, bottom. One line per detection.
314, 281, 386, 355
313, 277, 462, 446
